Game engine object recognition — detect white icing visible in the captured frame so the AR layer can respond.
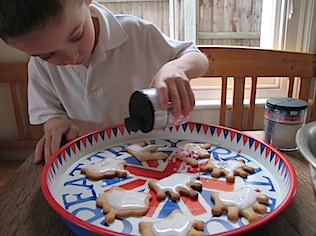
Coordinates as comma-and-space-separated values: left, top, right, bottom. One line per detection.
144, 144, 158, 151
100, 182, 108, 187
183, 143, 209, 155
213, 159, 245, 176
156, 173, 201, 193
84, 157, 126, 175
151, 212, 195, 236
218, 187, 267, 209
105, 189, 148, 210
176, 148, 198, 158
127, 144, 153, 155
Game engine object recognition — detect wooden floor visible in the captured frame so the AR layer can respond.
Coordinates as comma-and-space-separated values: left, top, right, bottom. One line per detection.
0, 160, 24, 188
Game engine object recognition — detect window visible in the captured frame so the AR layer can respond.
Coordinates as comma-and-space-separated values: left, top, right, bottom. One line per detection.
190, 0, 278, 102
98, 0, 316, 103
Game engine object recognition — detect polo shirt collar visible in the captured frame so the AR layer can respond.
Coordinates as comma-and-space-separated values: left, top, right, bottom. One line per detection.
89, 2, 128, 61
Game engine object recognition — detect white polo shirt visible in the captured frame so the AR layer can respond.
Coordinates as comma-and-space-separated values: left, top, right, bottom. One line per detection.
28, 1, 199, 134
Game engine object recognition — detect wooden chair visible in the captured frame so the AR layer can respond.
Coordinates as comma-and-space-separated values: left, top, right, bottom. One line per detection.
0, 62, 42, 151
198, 46, 316, 130
1, 46, 315, 151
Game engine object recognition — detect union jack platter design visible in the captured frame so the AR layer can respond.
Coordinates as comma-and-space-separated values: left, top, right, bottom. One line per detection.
41, 122, 297, 236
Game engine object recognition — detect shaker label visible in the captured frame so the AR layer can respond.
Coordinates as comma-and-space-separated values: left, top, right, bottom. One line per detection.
264, 109, 305, 124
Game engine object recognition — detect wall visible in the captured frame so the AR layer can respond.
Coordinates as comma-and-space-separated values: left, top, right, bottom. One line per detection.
0, 40, 28, 62
190, 103, 265, 131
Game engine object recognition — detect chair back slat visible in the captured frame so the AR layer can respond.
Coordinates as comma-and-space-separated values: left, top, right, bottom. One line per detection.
0, 62, 43, 150
231, 78, 245, 129
298, 78, 312, 101
311, 87, 316, 121
9, 82, 26, 139
287, 77, 295, 97
219, 77, 228, 126
198, 46, 316, 130
247, 77, 258, 130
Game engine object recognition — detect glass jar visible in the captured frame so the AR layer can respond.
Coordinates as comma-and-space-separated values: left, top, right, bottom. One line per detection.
125, 88, 189, 133
264, 97, 308, 151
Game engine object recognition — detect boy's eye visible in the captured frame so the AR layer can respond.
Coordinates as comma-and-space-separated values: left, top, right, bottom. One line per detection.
40, 52, 56, 61
70, 31, 84, 43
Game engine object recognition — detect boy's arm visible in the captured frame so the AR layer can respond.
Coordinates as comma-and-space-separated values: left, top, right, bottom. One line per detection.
34, 117, 79, 164
150, 51, 209, 118
171, 51, 209, 79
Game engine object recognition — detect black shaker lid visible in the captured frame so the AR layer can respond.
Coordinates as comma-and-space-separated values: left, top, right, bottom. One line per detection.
124, 91, 154, 133
266, 97, 308, 110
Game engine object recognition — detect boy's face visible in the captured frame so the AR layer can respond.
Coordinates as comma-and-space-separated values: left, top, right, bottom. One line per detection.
6, 1, 96, 66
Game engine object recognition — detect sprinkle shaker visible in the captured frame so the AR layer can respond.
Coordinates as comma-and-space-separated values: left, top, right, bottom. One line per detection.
125, 88, 189, 133
264, 97, 308, 151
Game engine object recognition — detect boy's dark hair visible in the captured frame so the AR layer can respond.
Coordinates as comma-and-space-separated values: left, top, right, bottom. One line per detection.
0, 0, 86, 41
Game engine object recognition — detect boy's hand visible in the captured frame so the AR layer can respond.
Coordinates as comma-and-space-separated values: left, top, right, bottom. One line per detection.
34, 118, 79, 164
150, 51, 208, 119
150, 63, 195, 119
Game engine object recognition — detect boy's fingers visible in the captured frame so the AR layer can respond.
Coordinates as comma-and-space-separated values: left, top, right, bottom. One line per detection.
156, 85, 169, 109
177, 80, 194, 116
64, 125, 79, 141
44, 134, 53, 162
185, 82, 195, 112
34, 137, 45, 164
168, 83, 181, 118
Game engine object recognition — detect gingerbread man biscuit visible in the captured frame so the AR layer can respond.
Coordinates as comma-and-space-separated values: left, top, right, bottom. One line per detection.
125, 141, 168, 162
81, 157, 128, 180
172, 142, 211, 167
200, 158, 254, 183
148, 173, 202, 201
211, 187, 269, 223
139, 209, 205, 236
96, 186, 152, 223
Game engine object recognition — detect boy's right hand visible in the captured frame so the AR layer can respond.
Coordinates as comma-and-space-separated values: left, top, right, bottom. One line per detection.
34, 118, 79, 164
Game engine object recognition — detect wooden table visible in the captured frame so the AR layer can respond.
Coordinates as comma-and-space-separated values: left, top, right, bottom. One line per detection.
0, 131, 315, 236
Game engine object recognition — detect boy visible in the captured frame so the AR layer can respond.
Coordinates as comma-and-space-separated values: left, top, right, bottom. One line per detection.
0, 0, 208, 163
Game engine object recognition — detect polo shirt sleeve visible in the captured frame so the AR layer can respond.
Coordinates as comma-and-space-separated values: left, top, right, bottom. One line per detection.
27, 58, 68, 125
119, 15, 200, 70
146, 22, 199, 60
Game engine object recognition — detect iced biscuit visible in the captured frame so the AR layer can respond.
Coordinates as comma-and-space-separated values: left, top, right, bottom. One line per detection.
96, 186, 152, 223
81, 157, 128, 180
173, 142, 211, 167
211, 187, 269, 222
200, 158, 254, 183
139, 209, 205, 236
125, 141, 168, 162
148, 173, 202, 201
182, 143, 211, 158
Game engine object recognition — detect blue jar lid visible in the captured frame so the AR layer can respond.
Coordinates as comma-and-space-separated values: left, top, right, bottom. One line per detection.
266, 97, 308, 111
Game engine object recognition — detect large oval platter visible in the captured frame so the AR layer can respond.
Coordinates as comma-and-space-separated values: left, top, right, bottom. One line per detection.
41, 122, 297, 235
